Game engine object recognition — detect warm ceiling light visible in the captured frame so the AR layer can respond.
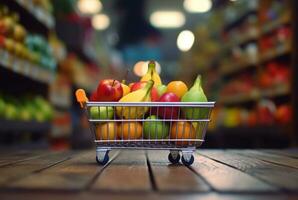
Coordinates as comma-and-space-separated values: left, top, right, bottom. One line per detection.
177, 30, 195, 52
150, 11, 185, 28
77, 0, 102, 14
184, 0, 212, 13
92, 14, 110, 30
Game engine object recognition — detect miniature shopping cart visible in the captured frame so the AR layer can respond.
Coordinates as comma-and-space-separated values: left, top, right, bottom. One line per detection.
76, 89, 215, 166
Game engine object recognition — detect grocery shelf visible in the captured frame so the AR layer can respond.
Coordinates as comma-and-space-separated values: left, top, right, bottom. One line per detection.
226, 29, 259, 49
220, 85, 290, 105
260, 43, 292, 63
220, 60, 258, 76
0, 119, 51, 132
224, 8, 257, 31
261, 14, 291, 36
14, 0, 55, 30
0, 49, 55, 85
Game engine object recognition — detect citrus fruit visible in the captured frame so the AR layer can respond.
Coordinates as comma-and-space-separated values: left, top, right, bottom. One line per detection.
96, 122, 117, 141
117, 122, 142, 140
170, 121, 196, 146
167, 81, 188, 98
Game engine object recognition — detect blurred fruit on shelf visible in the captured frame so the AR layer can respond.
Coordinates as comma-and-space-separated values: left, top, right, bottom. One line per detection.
156, 92, 180, 119
96, 122, 117, 140
182, 75, 208, 119
130, 81, 159, 101
117, 122, 142, 140
143, 115, 169, 139
116, 80, 154, 119
140, 61, 162, 86
167, 81, 188, 98
257, 99, 276, 125
170, 121, 196, 146
275, 104, 291, 124
223, 108, 241, 128
96, 79, 123, 102
90, 106, 114, 120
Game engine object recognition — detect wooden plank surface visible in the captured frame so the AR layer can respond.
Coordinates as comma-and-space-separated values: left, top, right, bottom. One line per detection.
265, 149, 298, 159
0, 151, 72, 187
147, 150, 209, 192
6, 151, 117, 190
192, 152, 278, 192
92, 150, 151, 192
0, 151, 46, 167
200, 150, 298, 191
234, 150, 298, 169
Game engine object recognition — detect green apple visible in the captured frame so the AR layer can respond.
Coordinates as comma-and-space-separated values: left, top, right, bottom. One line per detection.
156, 84, 167, 97
90, 106, 114, 119
143, 115, 169, 139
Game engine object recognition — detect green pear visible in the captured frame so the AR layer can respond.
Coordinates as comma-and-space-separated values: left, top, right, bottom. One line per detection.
181, 75, 208, 119
143, 115, 169, 139
156, 84, 167, 97
90, 106, 114, 119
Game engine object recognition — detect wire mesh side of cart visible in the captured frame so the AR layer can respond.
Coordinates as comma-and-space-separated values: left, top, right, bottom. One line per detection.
84, 102, 215, 150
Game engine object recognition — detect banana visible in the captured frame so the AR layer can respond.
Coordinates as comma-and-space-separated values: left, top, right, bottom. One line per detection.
116, 80, 154, 119
140, 61, 162, 86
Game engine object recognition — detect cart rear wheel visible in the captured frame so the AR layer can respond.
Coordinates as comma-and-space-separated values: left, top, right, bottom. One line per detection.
96, 152, 109, 165
168, 152, 180, 164
181, 154, 194, 166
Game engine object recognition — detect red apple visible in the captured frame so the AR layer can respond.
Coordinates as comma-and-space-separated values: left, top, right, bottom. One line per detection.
156, 92, 180, 119
96, 79, 123, 101
130, 81, 159, 101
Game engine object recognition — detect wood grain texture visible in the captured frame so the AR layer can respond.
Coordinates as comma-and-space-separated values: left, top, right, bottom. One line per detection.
0, 151, 72, 187
234, 150, 298, 169
147, 150, 210, 192
0, 151, 47, 167
192, 152, 278, 192
6, 151, 117, 190
200, 150, 298, 191
265, 149, 298, 159
91, 150, 151, 192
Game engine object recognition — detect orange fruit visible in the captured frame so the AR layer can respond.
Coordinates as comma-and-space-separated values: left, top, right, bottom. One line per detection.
117, 122, 142, 140
170, 121, 196, 146
121, 83, 130, 96
96, 122, 118, 141
167, 81, 188, 98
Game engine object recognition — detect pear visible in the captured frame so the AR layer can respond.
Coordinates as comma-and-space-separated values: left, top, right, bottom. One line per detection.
181, 75, 208, 120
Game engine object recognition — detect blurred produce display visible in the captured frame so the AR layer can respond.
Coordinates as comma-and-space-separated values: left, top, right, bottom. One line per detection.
183, 0, 294, 144
0, 93, 53, 122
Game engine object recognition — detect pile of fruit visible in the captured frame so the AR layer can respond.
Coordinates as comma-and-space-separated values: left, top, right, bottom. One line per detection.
88, 61, 209, 145
0, 4, 56, 71
0, 94, 53, 122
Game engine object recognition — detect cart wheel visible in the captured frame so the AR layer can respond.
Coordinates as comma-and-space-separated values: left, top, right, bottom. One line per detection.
96, 153, 109, 165
168, 152, 180, 164
181, 154, 194, 166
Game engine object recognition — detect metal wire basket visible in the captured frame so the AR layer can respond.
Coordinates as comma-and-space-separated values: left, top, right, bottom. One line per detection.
76, 89, 215, 166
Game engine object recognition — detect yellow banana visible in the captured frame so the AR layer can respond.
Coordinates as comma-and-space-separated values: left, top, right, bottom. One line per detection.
116, 80, 154, 119
140, 61, 162, 86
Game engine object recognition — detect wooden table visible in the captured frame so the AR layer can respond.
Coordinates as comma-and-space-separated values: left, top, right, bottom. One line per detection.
0, 149, 298, 200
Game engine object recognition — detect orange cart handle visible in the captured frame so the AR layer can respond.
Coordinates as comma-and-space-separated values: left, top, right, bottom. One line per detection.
75, 89, 88, 108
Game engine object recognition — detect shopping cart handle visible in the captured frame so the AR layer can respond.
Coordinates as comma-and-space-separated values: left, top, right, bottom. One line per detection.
76, 89, 88, 108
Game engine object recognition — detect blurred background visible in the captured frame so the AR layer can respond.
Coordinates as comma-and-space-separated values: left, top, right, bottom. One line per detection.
0, 0, 297, 150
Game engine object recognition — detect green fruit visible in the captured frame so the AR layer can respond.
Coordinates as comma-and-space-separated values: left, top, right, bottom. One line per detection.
4, 103, 17, 120
143, 115, 169, 139
156, 84, 167, 97
90, 106, 114, 119
181, 75, 208, 119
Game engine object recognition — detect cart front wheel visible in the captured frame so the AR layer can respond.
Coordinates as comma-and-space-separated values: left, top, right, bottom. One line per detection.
168, 152, 180, 164
181, 154, 194, 166
96, 153, 109, 165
